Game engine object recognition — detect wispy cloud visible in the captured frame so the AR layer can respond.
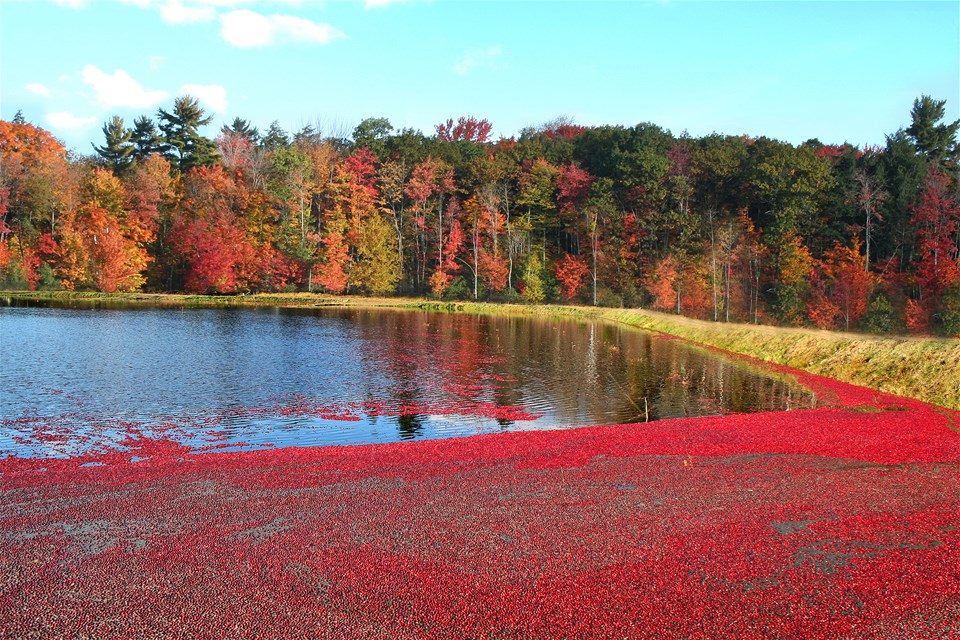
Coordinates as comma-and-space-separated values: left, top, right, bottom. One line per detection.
66, 1, 343, 47
117, 0, 272, 10
159, 0, 217, 24
50, 0, 87, 8
220, 10, 344, 48
117, 0, 157, 8
81, 65, 170, 109
178, 83, 228, 112
452, 46, 503, 76
363, 0, 415, 9
46, 111, 97, 130
27, 83, 53, 97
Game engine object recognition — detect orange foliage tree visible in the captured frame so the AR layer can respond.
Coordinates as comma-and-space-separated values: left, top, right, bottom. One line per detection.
645, 254, 681, 312
554, 252, 589, 300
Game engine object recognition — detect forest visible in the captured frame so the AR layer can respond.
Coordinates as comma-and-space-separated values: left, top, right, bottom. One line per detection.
1, 96, 958, 335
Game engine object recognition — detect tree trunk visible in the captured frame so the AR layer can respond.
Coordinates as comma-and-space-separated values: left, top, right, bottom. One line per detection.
438, 198, 444, 281
300, 194, 306, 244
864, 213, 871, 273
724, 261, 731, 322
472, 227, 480, 300
591, 231, 598, 306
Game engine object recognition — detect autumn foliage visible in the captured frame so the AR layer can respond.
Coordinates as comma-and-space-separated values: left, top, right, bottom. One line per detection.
2, 95, 960, 333
554, 252, 589, 300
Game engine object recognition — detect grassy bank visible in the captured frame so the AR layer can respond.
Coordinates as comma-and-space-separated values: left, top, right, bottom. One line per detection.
5, 290, 959, 410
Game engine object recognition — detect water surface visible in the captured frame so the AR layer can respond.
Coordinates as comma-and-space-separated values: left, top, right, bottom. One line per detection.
0, 303, 818, 456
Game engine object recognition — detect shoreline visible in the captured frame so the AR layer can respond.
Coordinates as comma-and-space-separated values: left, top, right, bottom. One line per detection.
4, 290, 959, 411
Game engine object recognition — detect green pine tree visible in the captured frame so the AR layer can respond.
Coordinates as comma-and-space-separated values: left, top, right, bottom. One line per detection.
93, 115, 135, 174
221, 117, 260, 144
131, 116, 167, 160
906, 95, 959, 166
260, 121, 290, 151
157, 96, 219, 172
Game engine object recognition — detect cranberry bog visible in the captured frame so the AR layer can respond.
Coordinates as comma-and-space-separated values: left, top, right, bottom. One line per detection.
2, 344, 959, 637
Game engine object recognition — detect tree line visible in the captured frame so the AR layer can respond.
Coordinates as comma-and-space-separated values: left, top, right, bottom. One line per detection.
1, 95, 958, 335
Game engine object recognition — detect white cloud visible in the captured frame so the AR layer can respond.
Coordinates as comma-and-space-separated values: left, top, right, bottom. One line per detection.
220, 9, 274, 46
272, 14, 342, 43
220, 9, 344, 47
50, 0, 87, 8
27, 83, 53, 97
120, 0, 309, 16
149, 55, 165, 70
452, 46, 503, 76
81, 65, 170, 109
178, 83, 228, 112
160, 0, 216, 24
363, 0, 411, 8
46, 112, 97, 130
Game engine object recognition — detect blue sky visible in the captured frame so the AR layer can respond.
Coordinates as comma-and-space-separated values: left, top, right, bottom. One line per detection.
2, 0, 957, 152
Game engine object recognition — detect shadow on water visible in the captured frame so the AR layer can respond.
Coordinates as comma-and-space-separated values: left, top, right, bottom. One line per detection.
397, 413, 425, 441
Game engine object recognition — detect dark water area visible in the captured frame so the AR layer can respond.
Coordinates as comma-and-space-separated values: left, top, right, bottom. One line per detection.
0, 302, 820, 457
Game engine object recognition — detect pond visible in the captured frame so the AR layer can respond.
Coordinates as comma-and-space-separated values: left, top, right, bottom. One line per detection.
0, 303, 820, 457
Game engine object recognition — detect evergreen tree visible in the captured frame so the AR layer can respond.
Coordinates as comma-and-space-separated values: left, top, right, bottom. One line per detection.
260, 121, 290, 151
906, 95, 960, 167
92, 115, 134, 174
293, 125, 321, 146
221, 117, 259, 144
157, 96, 219, 172
131, 116, 166, 160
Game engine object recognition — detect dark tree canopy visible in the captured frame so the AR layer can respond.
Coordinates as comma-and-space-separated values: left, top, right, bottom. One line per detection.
352, 117, 393, 157
906, 95, 960, 166
131, 116, 166, 160
157, 95, 219, 172
222, 117, 260, 144
93, 115, 134, 173
260, 121, 290, 151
